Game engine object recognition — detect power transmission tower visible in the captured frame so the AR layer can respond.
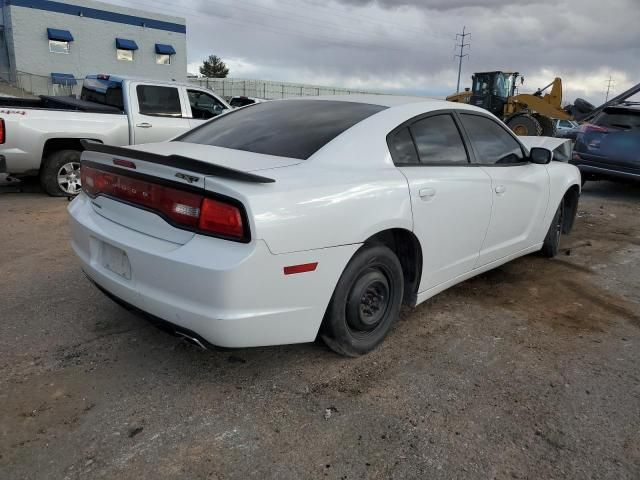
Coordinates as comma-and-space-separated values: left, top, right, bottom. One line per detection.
455, 26, 471, 93
605, 76, 615, 102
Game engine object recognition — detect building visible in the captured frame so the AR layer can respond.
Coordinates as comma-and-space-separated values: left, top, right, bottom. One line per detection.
0, 0, 186, 94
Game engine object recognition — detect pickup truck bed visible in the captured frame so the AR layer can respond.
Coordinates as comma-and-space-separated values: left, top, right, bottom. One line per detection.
0, 96, 122, 113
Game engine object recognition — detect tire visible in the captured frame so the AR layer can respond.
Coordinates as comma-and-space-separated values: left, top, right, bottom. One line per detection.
534, 114, 557, 137
320, 245, 404, 357
541, 199, 564, 258
505, 113, 542, 136
40, 149, 82, 197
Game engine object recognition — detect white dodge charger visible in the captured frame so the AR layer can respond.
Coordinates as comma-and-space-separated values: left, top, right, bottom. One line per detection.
69, 96, 581, 356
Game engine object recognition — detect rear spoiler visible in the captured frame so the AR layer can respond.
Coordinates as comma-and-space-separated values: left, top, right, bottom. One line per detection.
80, 140, 275, 184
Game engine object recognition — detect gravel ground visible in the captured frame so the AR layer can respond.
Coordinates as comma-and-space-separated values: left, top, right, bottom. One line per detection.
1, 181, 639, 480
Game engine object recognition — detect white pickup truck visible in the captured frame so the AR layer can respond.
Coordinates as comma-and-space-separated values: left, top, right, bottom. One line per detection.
0, 74, 231, 196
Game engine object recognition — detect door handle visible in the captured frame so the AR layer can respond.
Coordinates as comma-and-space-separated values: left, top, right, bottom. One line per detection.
495, 185, 506, 195
419, 187, 436, 199
136, 122, 152, 128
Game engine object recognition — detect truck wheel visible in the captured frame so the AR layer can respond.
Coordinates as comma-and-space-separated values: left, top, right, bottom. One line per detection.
541, 199, 564, 258
40, 149, 82, 197
320, 245, 404, 357
534, 115, 557, 137
505, 114, 542, 136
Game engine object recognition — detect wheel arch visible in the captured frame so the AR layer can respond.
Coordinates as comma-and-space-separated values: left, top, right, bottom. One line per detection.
363, 228, 422, 306
561, 184, 580, 234
40, 137, 103, 172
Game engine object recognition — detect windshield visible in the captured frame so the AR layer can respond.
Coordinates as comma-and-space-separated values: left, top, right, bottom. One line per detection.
175, 100, 387, 160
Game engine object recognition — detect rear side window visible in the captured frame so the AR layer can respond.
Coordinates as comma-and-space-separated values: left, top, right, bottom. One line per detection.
137, 85, 182, 117
391, 128, 419, 164
459, 114, 524, 165
410, 114, 468, 164
176, 100, 387, 160
594, 109, 640, 130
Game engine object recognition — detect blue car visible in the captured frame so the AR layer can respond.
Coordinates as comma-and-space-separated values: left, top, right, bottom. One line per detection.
572, 103, 640, 184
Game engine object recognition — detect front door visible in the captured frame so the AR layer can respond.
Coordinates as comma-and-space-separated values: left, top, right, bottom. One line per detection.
457, 112, 550, 266
392, 112, 493, 291
130, 83, 190, 144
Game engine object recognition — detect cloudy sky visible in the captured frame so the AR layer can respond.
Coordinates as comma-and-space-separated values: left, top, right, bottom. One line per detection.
106, 0, 639, 104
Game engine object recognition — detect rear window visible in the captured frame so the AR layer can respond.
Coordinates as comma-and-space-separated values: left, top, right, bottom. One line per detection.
594, 109, 640, 130
80, 77, 124, 111
176, 100, 387, 160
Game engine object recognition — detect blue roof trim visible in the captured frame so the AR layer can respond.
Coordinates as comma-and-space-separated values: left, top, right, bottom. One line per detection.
116, 38, 138, 50
8, 0, 186, 34
155, 43, 176, 55
47, 27, 73, 42
51, 72, 77, 86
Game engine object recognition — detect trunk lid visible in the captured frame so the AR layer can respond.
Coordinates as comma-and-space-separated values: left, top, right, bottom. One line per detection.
80, 141, 297, 244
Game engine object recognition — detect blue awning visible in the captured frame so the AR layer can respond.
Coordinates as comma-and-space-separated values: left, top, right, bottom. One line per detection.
47, 28, 74, 42
115, 38, 138, 50
51, 73, 77, 86
155, 43, 176, 55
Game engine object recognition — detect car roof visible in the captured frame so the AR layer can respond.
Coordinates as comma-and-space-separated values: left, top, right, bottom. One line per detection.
86, 74, 206, 89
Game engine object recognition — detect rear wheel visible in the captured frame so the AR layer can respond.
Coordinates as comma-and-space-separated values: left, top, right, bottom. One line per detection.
541, 199, 565, 258
505, 113, 542, 136
320, 245, 404, 357
40, 149, 82, 197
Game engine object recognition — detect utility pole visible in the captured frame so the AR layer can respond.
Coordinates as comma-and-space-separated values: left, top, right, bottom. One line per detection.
605, 76, 614, 102
455, 26, 471, 93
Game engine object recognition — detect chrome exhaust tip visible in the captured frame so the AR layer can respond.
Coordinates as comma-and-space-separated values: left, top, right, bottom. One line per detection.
175, 331, 207, 350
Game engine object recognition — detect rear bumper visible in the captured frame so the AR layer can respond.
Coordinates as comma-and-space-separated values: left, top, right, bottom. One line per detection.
68, 193, 358, 348
571, 153, 640, 181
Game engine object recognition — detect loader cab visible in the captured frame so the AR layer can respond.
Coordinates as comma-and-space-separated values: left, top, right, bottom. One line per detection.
470, 71, 519, 116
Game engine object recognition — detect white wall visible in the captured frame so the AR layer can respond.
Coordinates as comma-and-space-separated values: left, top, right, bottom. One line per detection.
4, 0, 186, 82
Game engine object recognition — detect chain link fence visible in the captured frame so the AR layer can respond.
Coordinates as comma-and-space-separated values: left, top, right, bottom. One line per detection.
188, 77, 381, 100
0, 70, 81, 97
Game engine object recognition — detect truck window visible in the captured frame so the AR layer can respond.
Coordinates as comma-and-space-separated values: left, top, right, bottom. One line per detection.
187, 90, 227, 120
137, 85, 182, 117
80, 77, 124, 111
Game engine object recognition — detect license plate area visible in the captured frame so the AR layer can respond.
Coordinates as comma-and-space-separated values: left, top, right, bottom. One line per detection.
100, 241, 131, 280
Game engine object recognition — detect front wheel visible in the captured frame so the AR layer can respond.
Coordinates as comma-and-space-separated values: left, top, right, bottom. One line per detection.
541, 199, 564, 258
320, 245, 404, 357
40, 149, 82, 197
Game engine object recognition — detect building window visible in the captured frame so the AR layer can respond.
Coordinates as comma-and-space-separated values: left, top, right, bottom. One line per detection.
117, 49, 134, 61
156, 54, 171, 65
49, 40, 70, 54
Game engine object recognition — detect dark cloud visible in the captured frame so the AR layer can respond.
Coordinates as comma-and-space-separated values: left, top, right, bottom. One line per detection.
105, 0, 640, 104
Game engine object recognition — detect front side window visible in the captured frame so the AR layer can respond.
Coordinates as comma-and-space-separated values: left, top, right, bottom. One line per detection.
459, 114, 524, 165
136, 85, 181, 117
410, 114, 468, 165
187, 90, 227, 119
176, 100, 386, 160
117, 49, 133, 62
49, 40, 69, 54
156, 54, 171, 65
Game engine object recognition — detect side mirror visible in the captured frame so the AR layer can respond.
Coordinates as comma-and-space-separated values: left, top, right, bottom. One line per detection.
529, 147, 552, 164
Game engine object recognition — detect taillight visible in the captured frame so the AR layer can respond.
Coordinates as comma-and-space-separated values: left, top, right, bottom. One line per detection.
199, 198, 244, 238
0, 119, 5, 144
81, 164, 248, 241
580, 124, 609, 133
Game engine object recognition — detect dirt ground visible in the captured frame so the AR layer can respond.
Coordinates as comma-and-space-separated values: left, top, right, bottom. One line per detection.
1, 181, 639, 479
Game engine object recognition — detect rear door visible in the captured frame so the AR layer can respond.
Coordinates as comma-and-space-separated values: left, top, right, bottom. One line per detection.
130, 83, 191, 144
458, 112, 550, 266
393, 112, 493, 291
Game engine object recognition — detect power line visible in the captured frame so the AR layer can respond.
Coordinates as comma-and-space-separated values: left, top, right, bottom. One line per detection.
454, 26, 470, 93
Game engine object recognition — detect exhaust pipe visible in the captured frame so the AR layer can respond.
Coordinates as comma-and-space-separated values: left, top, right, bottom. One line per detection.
175, 331, 207, 350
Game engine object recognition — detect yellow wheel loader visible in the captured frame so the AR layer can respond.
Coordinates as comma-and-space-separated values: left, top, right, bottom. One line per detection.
446, 71, 572, 136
